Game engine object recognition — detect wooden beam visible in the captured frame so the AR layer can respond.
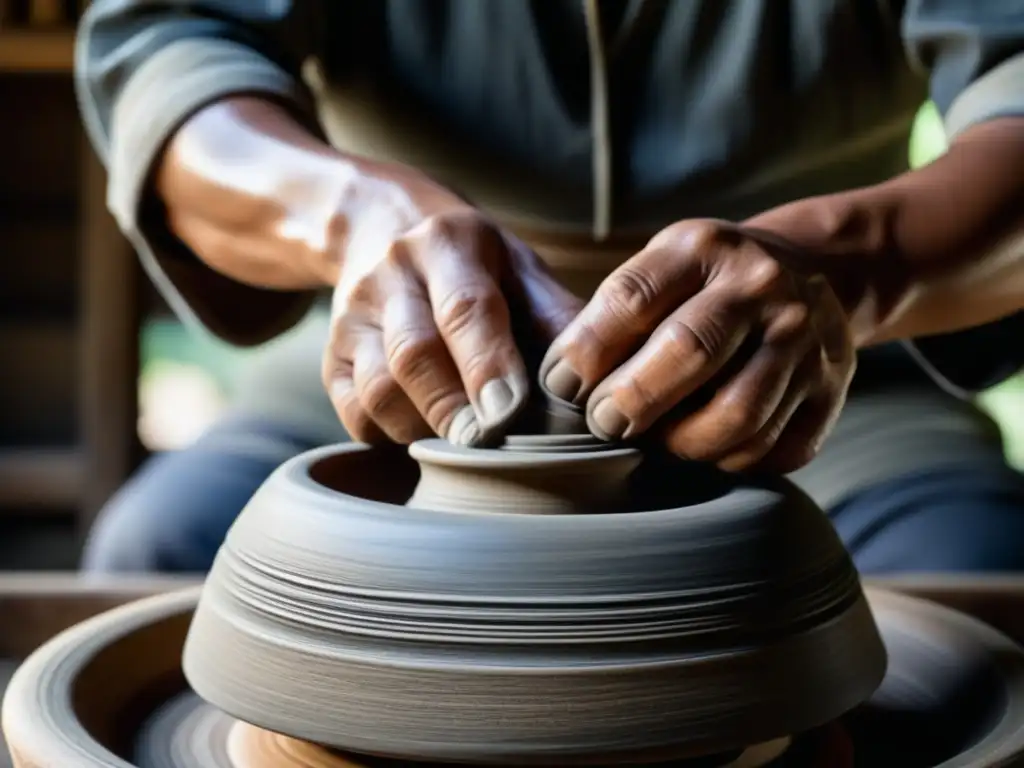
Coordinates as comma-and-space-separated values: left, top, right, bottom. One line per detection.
78, 135, 142, 532
0, 30, 74, 73
0, 447, 81, 510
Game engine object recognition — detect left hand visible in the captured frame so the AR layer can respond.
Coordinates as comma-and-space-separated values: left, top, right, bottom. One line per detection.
540, 220, 856, 473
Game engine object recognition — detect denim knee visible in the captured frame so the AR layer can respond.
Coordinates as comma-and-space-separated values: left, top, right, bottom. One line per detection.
831, 465, 1024, 574
81, 449, 285, 574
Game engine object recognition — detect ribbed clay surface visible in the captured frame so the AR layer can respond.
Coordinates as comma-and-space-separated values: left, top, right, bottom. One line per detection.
182, 439, 886, 763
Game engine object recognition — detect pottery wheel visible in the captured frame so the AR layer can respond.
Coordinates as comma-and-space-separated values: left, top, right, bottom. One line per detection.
4, 587, 1024, 767
133, 692, 802, 767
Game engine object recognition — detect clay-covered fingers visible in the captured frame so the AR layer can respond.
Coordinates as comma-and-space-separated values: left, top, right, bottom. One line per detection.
376, 282, 469, 442
401, 217, 531, 442
540, 245, 706, 404
323, 322, 390, 445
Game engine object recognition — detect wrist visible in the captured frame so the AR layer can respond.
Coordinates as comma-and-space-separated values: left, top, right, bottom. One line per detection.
744, 189, 910, 346
321, 160, 470, 287
155, 96, 462, 290
746, 118, 1024, 345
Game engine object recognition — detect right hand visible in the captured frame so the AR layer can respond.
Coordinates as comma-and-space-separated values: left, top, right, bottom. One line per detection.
323, 182, 583, 447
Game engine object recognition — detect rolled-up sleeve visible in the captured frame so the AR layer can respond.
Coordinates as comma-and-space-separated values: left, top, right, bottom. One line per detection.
898, 0, 1024, 394
901, 0, 1024, 138
76, 1, 325, 345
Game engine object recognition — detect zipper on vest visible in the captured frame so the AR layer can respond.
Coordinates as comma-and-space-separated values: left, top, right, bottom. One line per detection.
583, 0, 613, 241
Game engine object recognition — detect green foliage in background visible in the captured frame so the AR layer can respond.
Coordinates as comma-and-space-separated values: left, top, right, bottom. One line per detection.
141, 101, 1024, 465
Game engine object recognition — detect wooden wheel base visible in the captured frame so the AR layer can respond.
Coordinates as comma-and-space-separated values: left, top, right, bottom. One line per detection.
3, 588, 1024, 767
133, 692, 815, 768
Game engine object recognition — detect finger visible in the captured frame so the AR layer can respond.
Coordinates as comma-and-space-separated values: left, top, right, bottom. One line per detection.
323, 354, 389, 445
800, 274, 854, 364
713, 377, 811, 472
757, 369, 849, 475
583, 288, 755, 441
378, 269, 483, 446
539, 242, 707, 404
403, 219, 530, 437
503, 234, 586, 344
652, 335, 809, 461
350, 331, 433, 444
757, 328, 854, 474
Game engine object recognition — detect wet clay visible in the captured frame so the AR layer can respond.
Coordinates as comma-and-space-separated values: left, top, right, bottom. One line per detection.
5, 587, 1024, 767
179, 429, 887, 764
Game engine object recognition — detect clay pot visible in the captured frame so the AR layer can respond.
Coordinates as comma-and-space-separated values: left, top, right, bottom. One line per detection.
5, 587, 1024, 767
181, 437, 886, 764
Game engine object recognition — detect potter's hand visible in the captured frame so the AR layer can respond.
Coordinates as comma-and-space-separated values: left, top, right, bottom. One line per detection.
326, 194, 582, 447
540, 220, 855, 473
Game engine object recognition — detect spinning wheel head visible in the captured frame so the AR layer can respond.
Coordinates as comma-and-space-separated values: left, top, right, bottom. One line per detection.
7, 586, 1024, 767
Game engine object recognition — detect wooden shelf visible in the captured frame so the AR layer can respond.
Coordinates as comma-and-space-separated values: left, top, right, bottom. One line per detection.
0, 447, 82, 510
0, 29, 74, 73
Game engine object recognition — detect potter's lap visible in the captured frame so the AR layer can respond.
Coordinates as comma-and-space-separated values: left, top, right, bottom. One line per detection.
80, 414, 337, 574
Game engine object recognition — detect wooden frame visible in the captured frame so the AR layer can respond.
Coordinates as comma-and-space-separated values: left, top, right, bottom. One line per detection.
0, 30, 74, 73
1, 7, 144, 533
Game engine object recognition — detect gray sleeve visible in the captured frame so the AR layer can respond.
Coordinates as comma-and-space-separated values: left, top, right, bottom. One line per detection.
901, 0, 1024, 139
898, 0, 1024, 394
76, 1, 325, 346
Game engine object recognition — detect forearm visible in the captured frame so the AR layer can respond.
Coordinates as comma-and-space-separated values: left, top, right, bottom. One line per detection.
155, 97, 435, 290
747, 117, 1024, 346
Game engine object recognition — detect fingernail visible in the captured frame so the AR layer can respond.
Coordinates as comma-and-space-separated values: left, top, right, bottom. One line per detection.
446, 405, 481, 446
589, 397, 630, 441
543, 360, 582, 402
477, 377, 518, 427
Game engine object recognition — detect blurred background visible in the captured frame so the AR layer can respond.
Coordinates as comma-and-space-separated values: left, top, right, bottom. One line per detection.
0, 6, 1022, 570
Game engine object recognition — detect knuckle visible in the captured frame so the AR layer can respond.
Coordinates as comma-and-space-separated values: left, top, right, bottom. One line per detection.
459, 347, 506, 391
387, 329, 444, 382
382, 238, 413, 272
434, 284, 505, 337
598, 268, 662, 326
716, 398, 768, 444
742, 257, 785, 298
358, 370, 402, 418
329, 391, 377, 444
662, 317, 719, 366
648, 219, 730, 254
417, 212, 462, 245
347, 272, 381, 307
410, 212, 501, 253
345, 413, 382, 444
765, 302, 812, 344
333, 272, 383, 321
607, 378, 658, 424
680, 219, 733, 257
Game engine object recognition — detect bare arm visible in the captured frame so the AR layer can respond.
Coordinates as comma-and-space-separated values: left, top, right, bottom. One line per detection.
153, 97, 460, 291
76, 0, 328, 343
747, 116, 1024, 346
